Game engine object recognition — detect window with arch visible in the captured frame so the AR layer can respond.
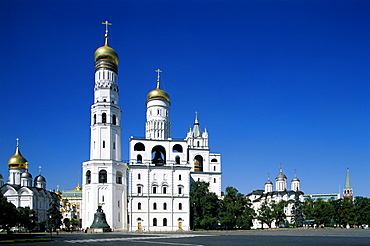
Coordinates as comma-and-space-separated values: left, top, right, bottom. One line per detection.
116, 171, 122, 184
153, 218, 157, 226
138, 202, 142, 210
102, 113, 107, 123
178, 186, 183, 195
163, 218, 167, 226
153, 202, 157, 210
138, 173, 141, 180
163, 202, 167, 210
112, 114, 117, 125
99, 170, 107, 183
163, 186, 167, 194
175, 156, 180, 164
179, 203, 182, 210
172, 144, 183, 153
137, 154, 142, 163
93, 114, 96, 124
197, 141, 200, 147
214, 166, 216, 171
137, 186, 142, 194
194, 155, 203, 172
134, 142, 145, 151
211, 158, 218, 162
153, 186, 157, 194
179, 175, 182, 180
86, 170, 91, 184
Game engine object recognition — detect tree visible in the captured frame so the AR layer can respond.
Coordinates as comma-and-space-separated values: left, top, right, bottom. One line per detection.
291, 191, 304, 227
337, 198, 356, 227
354, 196, 370, 226
0, 193, 18, 234
219, 186, 255, 229
46, 194, 62, 232
312, 199, 335, 226
256, 200, 274, 229
271, 200, 287, 227
190, 181, 219, 229
17, 207, 38, 232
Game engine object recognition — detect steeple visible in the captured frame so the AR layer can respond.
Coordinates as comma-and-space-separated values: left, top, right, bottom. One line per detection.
275, 163, 287, 191
291, 169, 300, 191
343, 167, 353, 199
185, 112, 209, 149
192, 112, 202, 138
264, 173, 273, 193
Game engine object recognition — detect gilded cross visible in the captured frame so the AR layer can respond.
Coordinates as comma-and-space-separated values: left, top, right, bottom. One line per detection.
16, 138, 19, 147
155, 69, 162, 82
102, 21, 112, 34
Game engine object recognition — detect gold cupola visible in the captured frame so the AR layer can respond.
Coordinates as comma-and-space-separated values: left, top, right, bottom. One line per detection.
94, 21, 119, 73
8, 139, 28, 170
147, 69, 170, 102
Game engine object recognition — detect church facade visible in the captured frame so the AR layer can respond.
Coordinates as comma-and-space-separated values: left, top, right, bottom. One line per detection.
81, 23, 222, 231
0, 140, 58, 223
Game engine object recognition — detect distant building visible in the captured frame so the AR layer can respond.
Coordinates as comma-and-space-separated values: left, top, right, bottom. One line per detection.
343, 167, 353, 200
246, 165, 303, 229
0, 139, 58, 223
59, 183, 82, 225
303, 193, 340, 201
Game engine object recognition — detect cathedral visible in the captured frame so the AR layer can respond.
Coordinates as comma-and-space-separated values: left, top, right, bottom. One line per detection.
81, 22, 222, 231
246, 165, 303, 229
0, 139, 57, 223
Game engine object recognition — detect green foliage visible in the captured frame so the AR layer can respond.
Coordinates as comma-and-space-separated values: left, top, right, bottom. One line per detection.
337, 198, 356, 226
219, 186, 255, 229
354, 196, 370, 226
17, 207, 38, 231
190, 181, 219, 229
256, 200, 274, 228
46, 194, 62, 230
291, 191, 304, 227
303, 197, 335, 226
0, 193, 18, 232
271, 200, 288, 227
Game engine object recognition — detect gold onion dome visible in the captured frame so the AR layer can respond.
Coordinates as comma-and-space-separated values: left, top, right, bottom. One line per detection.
8, 146, 28, 170
94, 44, 119, 64
74, 183, 82, 191
147, 88, 170, 102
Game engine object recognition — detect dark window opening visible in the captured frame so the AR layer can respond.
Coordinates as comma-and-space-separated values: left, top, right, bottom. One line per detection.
99, 170, 107, 183
172, 144, 183, 153
102, 113, 107, 123
137, 154, 142, 163
86, 170, 91, 184
113, 114, 117, 125
134, 142, 145, 151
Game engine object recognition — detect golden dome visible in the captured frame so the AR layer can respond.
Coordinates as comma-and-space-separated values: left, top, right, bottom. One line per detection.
147, 88, 170, 102
74, 183, 82, 191
94, 44, 119, 64
8, 146, 28, 170
55, 190, 62, 196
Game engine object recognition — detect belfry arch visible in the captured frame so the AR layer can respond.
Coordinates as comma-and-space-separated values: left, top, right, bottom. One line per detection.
151, 145, 166, 165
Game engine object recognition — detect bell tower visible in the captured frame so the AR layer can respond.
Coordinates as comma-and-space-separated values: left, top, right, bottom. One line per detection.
82, 21, 127, 230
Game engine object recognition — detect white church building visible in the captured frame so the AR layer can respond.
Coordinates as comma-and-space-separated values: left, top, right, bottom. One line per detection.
82, 23, 222, 231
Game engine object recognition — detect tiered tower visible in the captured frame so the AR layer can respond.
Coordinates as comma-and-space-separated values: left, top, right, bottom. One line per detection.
82, 21, 127, 230
343, 167, 353, 199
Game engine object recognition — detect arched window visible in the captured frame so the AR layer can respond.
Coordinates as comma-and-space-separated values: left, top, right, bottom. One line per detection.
194, 155, 203, 172
153, 186, 157, 194
197, 141, 200, 147
137, 186, 142, 194
163, 202, 167, 210
172, 144, 183, 153
138, 173, 141, 180
153, 218, 157, 226
99, 170, 107, 183
138, 202, 141, 210
112, 114, 117, 125
179, 203, 182, 210
178, 186, 182, 195
116, 171, 122, 184
93, 114, 96, 124
163, 186, 167, 194
153, 202, 157, 210
152, 145, 166, 165
137, 154, 142, 163
175, 156, 180, 164
102, 113, 107, 123
214, 166, 216, 171
134, 143, 145, 151
211, 158, 218, 162
179, 175, 182, 180
86, 170, 91, 184
163, 218, 167, 226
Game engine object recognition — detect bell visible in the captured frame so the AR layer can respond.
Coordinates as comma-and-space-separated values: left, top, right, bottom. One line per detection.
90, 206, 111, 231
152, 151, 164, 164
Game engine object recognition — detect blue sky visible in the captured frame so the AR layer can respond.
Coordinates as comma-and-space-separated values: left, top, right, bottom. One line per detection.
1, 0, 369, 197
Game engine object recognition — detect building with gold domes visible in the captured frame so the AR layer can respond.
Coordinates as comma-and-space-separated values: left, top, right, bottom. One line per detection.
59, 183, 83, 226
0, 140, 59, 223
81, 22, 222, 232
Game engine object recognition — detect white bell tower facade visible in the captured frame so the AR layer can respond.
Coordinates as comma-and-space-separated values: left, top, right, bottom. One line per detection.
82, 21, 127, 230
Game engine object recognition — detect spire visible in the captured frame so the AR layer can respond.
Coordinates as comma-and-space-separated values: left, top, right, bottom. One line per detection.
102, 20, 112, 46
344, 167, 351, 189
192, 111, 202, 138
343, 167, 353, 199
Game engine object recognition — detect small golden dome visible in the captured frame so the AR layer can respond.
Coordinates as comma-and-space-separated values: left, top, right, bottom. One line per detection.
147, 88, 170, 102
8, 146, 28, 170
74, 183, 82, 191
94, 44, 119, 64
55, 190, 62, 196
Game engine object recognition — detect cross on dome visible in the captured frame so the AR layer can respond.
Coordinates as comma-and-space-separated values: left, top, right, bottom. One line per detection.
102, 21, 112, 45
155, 69, 162, 88
16, 138, 19, 147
